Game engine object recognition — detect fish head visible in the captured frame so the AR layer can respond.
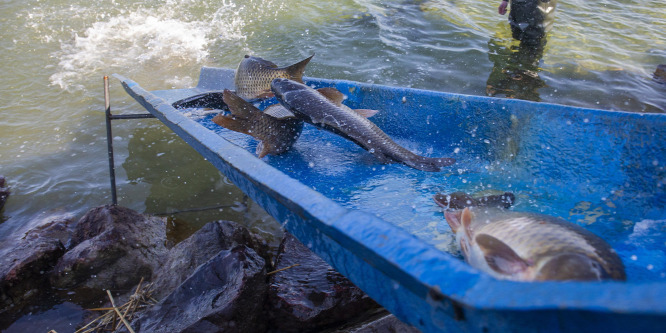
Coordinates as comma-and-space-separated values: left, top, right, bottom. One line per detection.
270, 78, 308, 102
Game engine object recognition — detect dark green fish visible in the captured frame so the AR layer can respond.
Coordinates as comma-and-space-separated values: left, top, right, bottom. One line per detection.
433, 191, 515, 210
271, 78, 455, 172
234, 54, 314, 100
212, 90, 303, 158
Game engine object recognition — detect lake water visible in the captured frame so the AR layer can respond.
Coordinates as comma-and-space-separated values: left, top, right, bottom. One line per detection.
1, 0, 664, 331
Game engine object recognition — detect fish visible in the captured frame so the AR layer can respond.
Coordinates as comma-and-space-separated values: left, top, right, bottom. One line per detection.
212, 90, 303, 158
433, 191, 515, 210
270, 78, 456, 172
234, 54, 314, 100
442, 206, 626, 281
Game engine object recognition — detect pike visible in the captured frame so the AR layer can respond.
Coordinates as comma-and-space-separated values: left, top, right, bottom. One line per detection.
212, 90, 303, 158
441, 206, 626, 281
234, 54, 314, 100
271, 78, 455, 172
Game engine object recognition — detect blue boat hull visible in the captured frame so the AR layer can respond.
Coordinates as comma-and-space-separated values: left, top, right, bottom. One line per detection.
116, 67, 666, 333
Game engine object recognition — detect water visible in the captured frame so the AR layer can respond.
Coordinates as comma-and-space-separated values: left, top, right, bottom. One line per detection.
0, 0, 664, 330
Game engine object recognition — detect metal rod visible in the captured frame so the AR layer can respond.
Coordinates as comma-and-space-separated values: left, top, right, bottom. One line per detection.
110, 114, 156, 120
104, 76, 118, 205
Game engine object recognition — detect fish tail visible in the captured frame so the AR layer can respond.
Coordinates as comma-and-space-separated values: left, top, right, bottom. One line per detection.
286, 54, 314, 83
402, 155, 456, 172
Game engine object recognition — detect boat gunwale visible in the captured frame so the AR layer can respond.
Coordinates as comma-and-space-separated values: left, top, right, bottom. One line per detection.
114, 69, 666, 321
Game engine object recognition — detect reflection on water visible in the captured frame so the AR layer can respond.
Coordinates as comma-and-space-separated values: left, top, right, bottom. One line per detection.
486, 36, 546, 101
122, 125, 283, 245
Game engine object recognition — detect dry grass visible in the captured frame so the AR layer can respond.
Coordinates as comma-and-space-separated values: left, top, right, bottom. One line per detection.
70, 278, 157, 333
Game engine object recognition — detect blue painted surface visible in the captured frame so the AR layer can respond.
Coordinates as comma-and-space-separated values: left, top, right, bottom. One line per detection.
115, 68, 666, 333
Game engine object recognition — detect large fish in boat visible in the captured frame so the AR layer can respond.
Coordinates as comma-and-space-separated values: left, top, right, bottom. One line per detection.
441, 206, 626, 281
271, 78, 455, 172
212, 90, 303, 158
234, 54, 314, 100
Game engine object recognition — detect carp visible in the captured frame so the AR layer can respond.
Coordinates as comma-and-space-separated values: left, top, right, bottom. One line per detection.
271, 78, 455, 172
442, 206, 626, 281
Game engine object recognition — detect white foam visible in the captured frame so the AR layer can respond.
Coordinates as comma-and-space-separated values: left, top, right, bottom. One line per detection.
49, 3, 245, 91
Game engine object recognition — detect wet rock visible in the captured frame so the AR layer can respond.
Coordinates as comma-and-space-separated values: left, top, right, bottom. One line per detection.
49, 205, 168, 304
130, 245, 267, 333
331, 312, 422, 333
268, 233, 380, 332
654, 64, 666, 84
0, 213, 73, 326
0, 176, 9, 211
150, 219, 272, 300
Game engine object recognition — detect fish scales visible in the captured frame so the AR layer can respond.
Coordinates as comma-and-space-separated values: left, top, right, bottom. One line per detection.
234, 54, 313, 100
443, 207, 626, 281
212, 90, 303, 158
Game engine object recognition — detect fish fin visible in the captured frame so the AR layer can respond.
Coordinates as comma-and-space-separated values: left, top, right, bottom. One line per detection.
317, 87, 346, 106
286, 53, 314, 83
222, 89, 261, 118
476, 233, 530, 276
246, 54, 278, 68
212, 114, 252, 135
264, 104, 296, 119
255, 90, 275, 99
443, 210, 462, 233
353, 109, 379, 118
461, 207, 474, 239
256, 142, 271, 158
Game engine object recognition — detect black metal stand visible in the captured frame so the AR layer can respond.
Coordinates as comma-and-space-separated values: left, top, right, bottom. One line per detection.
104, 76, 155, 205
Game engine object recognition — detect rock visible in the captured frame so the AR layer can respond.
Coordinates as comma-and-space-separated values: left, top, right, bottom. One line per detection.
654, 64, 666, 84
150, 219, 272, 300
49, 205, 168, 305
0, 176, 9, 212
130, 245, 267, 333
268, 233, 380, 332
0, 213, 73, 326
338, 312, 422, 333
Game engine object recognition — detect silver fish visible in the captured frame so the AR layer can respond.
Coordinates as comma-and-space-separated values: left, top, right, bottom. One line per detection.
271, 78, 455, 172
442, 207, 626, 281
212, 90, 303, 158
234, 54, 314, 100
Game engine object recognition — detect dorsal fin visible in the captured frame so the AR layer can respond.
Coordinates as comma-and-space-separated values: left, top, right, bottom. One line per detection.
353, 109, 379, 118
317, 87, 345, 106
476, 233, 529, 275
246, 55, 278, 68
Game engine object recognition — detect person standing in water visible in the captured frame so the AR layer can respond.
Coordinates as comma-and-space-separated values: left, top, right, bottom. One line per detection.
498, 0, 558, 45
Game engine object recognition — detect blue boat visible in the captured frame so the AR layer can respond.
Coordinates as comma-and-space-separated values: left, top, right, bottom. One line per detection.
115, 67, 666, 333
